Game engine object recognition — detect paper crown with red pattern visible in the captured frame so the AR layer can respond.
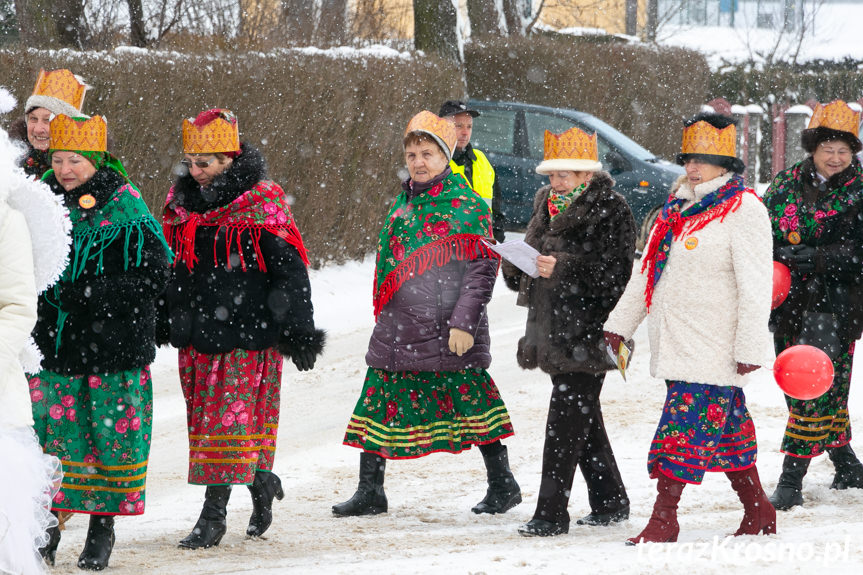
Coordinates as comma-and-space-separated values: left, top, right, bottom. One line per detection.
182, 108, 241, 154
404, 110, 458, 161
680, 121, 737, 158
25, 69, 89, 118
49, 114, 107, 152
807, 100, 861, 136
536, 126, 602, 174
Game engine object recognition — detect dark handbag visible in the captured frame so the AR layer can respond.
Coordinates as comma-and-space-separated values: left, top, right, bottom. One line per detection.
797, 311, 842, 361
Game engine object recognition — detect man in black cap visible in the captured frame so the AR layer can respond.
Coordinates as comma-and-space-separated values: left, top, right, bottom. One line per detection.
439, 100, 505, 243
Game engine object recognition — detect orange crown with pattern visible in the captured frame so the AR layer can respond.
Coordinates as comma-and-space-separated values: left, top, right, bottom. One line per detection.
182, 109, 241, 154
544, 126, 598, 162
404, 110, 457, 160
26, 69, 88, 117
49, 114, 107, 152
680, 121, 737, 158
808, 100, 861, 137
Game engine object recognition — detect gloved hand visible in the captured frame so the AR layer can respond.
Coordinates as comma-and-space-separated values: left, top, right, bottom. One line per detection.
56, 282, 91, 310
775, 244, 817, 273
448, 327, 475, 356
604, 331, 623, 355
291, 348, 317, 371
736, 362, 759, 375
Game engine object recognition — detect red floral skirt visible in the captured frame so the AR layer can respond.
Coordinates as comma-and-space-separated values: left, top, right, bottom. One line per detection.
647, 380, 758, 484
178, 347, 282, 485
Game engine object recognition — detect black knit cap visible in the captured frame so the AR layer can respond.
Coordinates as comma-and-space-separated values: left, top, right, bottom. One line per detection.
801, 126, 862, 154
438, 100, 480, 118
676, 112, 745, 174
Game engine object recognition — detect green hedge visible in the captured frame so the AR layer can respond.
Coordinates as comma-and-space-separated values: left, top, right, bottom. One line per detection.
1, 47, 462, 265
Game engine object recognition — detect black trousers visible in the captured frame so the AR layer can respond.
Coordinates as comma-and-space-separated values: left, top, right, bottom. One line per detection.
532, 371, 628, 524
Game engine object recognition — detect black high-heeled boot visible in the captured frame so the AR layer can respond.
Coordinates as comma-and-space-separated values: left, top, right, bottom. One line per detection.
178, 485, 232, 549
246, 470, 285, 537
77, 515, 115, 571
39, 510, 61, 566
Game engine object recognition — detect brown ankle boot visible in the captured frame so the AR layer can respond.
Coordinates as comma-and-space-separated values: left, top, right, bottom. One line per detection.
626, 474, 685, 545
726, 466, 777, 536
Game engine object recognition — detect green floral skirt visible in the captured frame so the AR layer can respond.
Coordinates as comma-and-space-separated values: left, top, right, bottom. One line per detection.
29, 367, 153, 515
343, 368, 514, 459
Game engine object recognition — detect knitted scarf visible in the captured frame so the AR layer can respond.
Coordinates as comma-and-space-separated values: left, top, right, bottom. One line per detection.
373, 172, 498, 318
162, 179, 309, 272
641, 174, 756, 310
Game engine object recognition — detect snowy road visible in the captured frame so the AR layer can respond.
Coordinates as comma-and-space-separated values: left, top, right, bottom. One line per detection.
46, 257, 863, 574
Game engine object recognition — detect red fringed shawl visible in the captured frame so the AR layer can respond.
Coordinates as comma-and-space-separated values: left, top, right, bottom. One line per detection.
162, 180, 309, 272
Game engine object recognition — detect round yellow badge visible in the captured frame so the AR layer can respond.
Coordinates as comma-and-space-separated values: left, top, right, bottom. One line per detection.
684, 237, 698, 250
78, 194, 96, 209
787, 231, 801, 245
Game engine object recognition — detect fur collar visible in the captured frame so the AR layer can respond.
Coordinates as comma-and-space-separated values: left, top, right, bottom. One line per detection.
45, 167, 126, 213
800, 156, 860, 193
532, 171, 616, 232
171, 143, 267, 214
675, 172, 733, 202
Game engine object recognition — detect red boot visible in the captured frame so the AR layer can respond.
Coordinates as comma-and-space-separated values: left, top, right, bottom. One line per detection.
626, 473, 685, 545
726, 466, 777, 536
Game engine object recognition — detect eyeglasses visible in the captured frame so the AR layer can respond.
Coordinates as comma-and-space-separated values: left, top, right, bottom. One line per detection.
180, 157, 217, 169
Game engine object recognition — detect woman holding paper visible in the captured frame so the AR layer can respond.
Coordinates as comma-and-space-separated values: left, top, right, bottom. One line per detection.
502, 125, 636, 537
333, 111, 521, 517
603, 113, 776, 545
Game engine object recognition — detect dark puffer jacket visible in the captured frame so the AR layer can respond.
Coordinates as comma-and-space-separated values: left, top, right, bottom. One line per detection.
34, 168, 170, 375
502, 172, 636, 375
159, 144, 324, 358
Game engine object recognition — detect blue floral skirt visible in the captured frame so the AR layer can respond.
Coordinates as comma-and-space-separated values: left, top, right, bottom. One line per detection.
647, 381, 758, 484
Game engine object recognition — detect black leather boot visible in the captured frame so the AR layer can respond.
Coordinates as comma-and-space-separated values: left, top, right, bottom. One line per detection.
39, 510, 61, 566
178, 485, 232, 549
471, 445, 522, 514
246, 470, 285, 537
828, 444, 863, 490
769, 455, 810, 510
332, 452, 387, 516
77, 515, 115, 571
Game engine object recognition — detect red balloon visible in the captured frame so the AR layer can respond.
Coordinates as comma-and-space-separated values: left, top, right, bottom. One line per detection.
772, 261, 791, 309
773, 345, 834, 400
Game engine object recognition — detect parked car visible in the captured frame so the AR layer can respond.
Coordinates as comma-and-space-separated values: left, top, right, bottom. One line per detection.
467, 99, 684, 249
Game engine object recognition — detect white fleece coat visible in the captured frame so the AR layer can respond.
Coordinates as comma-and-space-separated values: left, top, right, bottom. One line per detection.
604, 173, 775, 387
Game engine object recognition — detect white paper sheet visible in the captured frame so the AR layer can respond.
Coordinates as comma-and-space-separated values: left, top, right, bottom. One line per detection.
484, 239, 541, 278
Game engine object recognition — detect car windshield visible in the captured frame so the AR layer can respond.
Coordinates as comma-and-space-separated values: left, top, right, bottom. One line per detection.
574, 114, 657, 161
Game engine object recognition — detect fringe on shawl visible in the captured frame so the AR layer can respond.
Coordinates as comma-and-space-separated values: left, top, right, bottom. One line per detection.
164, 218, 309, 273
641, 190, 756, 310
373, 234, 499, 318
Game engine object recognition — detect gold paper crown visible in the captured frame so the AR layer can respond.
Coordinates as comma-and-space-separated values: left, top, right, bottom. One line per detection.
30, 69, 87, 112
680, 121, 737, 158
808, 100, 861, 137
49, 114, 107, 152
182, 115, 240, 154
404, 110, 457, 156
544, 126, 598, 162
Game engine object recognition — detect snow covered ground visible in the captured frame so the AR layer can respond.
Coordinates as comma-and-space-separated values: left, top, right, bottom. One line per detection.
41, 251, 863, 574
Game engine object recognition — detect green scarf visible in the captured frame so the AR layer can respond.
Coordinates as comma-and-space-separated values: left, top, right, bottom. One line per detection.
373, 172, 498, 317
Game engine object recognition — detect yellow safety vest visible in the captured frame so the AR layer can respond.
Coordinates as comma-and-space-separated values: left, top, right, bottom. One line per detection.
450, 149, 495, 212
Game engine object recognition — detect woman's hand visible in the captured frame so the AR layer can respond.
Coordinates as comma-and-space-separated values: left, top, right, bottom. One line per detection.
448, 327, 475, 356
536, 255, 557, 278
736, 363, 759, 375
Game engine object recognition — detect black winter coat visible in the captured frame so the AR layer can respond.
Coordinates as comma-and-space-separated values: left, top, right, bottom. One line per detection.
765, 158, 863, 342
33, 168, 170, 375
159, 144, 324, 357
502, 172, 636, 375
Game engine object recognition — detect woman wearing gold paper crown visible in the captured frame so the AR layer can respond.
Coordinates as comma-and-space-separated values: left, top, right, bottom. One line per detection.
604, 113, 776, 544
159, 109, 325, 549
28, 114, 172, 570
501, 126, 635, 538
763, 100, 863, 510
333, 111, 521, 517
8, 69, 88, 179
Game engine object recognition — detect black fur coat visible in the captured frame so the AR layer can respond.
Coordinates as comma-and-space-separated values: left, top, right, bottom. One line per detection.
502, 172, 636, 375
